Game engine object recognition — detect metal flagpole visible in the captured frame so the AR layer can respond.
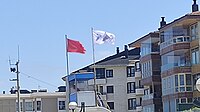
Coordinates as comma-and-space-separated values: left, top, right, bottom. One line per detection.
91, 27, 98, 106
65, 35, 70, 112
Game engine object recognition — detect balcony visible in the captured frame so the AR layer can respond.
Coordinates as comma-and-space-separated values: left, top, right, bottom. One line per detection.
161, 62, 191, 72
142, 93, 161, 101
70, 91, 96, 106
135, 71, 142, 78
160, 36, 190, 49
142, 93, 154, 101
136, 105, 142, 111
88, 78, 106, 85
135, 88, 144, 96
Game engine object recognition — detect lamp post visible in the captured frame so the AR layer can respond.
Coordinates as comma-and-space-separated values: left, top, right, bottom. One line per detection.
69, 102, 77, 112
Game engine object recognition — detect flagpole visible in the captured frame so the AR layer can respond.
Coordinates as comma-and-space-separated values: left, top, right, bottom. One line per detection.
65, 35, 70, 112
91, 27, 98, 106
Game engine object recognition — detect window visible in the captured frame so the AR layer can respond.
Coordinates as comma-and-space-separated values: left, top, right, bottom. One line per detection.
99, 86, 103, 94
37, 101, 41, 111
127, 66, 135, 77
188, 98, 193, 103
135, 61, 140, 71
175, 74, 192, 92
186, 74, 192, 85
25, 102, 33, 111
192, 48, 199, 65
181, 98, 186, 103
144, 89, 149, 95
107, 86, 114, 93
59, 101, 66, 110
191, 24, 198, 40
96, 68, 105, 79
107, 102, 114, 110
128, 98, 136, 110
127, 82, 135, 93
180, 75, 184, 86
106, 70, 113, 78
175, 75, 178, 92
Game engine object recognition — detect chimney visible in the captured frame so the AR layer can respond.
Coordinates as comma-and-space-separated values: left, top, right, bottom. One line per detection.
160, 17, 166, 28
192, 0, 199, 12
116, 47, 119, 54
124, 45, 128, 58
124, 45, 128, 51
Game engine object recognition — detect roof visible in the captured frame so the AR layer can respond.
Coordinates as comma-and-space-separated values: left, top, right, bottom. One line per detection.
71, 48, 140, 73
68, 72, 94, 82
94, 56, 138, 67
159, 11, 200, 31
128, 32, 159, 48
0, 92, 66, 99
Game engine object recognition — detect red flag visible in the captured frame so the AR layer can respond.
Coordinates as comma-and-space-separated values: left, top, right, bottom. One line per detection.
66, 38, 86, 54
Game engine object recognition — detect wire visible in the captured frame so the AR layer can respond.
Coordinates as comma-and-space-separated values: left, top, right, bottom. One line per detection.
20, 72, 57, 88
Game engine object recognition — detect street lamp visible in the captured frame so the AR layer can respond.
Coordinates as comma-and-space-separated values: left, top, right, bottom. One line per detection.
69, 102, 77, 112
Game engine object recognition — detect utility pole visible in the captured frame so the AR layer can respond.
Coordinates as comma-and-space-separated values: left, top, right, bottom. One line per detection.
9, 46, 20, 112
16, 60, 20, 112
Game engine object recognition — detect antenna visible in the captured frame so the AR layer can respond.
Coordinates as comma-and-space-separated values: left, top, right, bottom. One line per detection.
17, 45, 20, 62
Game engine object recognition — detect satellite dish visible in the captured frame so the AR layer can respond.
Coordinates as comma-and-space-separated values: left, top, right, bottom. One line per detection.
196, 78, 200, 92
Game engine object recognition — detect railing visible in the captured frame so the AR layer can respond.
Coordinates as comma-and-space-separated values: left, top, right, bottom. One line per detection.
161, 62, 191, 71
142, 93, 161, 100
160, 36, 190, 49
88, 78, 106, 85
135, 71, 142, 78
136, 105, 142, 111
135, 87, 144, 95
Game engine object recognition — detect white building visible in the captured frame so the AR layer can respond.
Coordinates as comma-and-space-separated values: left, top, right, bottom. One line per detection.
0, 91, 66, 112
73, 46, 143, 112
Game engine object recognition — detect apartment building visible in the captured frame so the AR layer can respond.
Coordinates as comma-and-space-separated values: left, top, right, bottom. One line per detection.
73, 46, 144, 112
129, 32, 162, 112
159, 0, 200, 111
0, 89, 66, 112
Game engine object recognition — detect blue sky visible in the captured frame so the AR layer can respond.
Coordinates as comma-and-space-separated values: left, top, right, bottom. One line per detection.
0, 0, 193, 93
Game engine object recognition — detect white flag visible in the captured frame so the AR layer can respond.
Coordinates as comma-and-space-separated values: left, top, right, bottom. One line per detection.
93, 30, 115, 44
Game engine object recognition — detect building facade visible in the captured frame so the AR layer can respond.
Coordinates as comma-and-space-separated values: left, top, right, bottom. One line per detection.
0, 91, 66, 112
129, 32, 163, 112
159, 1, 200, 111
73, 46, 144, 112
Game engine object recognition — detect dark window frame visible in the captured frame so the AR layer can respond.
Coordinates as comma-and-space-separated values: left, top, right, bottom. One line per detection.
127, 66, 135, 77
107, 102, 114, 110
96, 68, 105, 79
128, 98, 136, 110
127, 82, 135, 93
106, 69, 113, 78
107, 86, 114, 93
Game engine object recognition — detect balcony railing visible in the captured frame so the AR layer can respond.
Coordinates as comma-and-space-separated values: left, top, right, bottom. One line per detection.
142, 93, 161, 100
135, 87, 144, 95
136, 105, 142, 111
161, 62, 191, 71
135, 71, 142, 78
88, 78, 106, 85
160, 36, 190, 49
